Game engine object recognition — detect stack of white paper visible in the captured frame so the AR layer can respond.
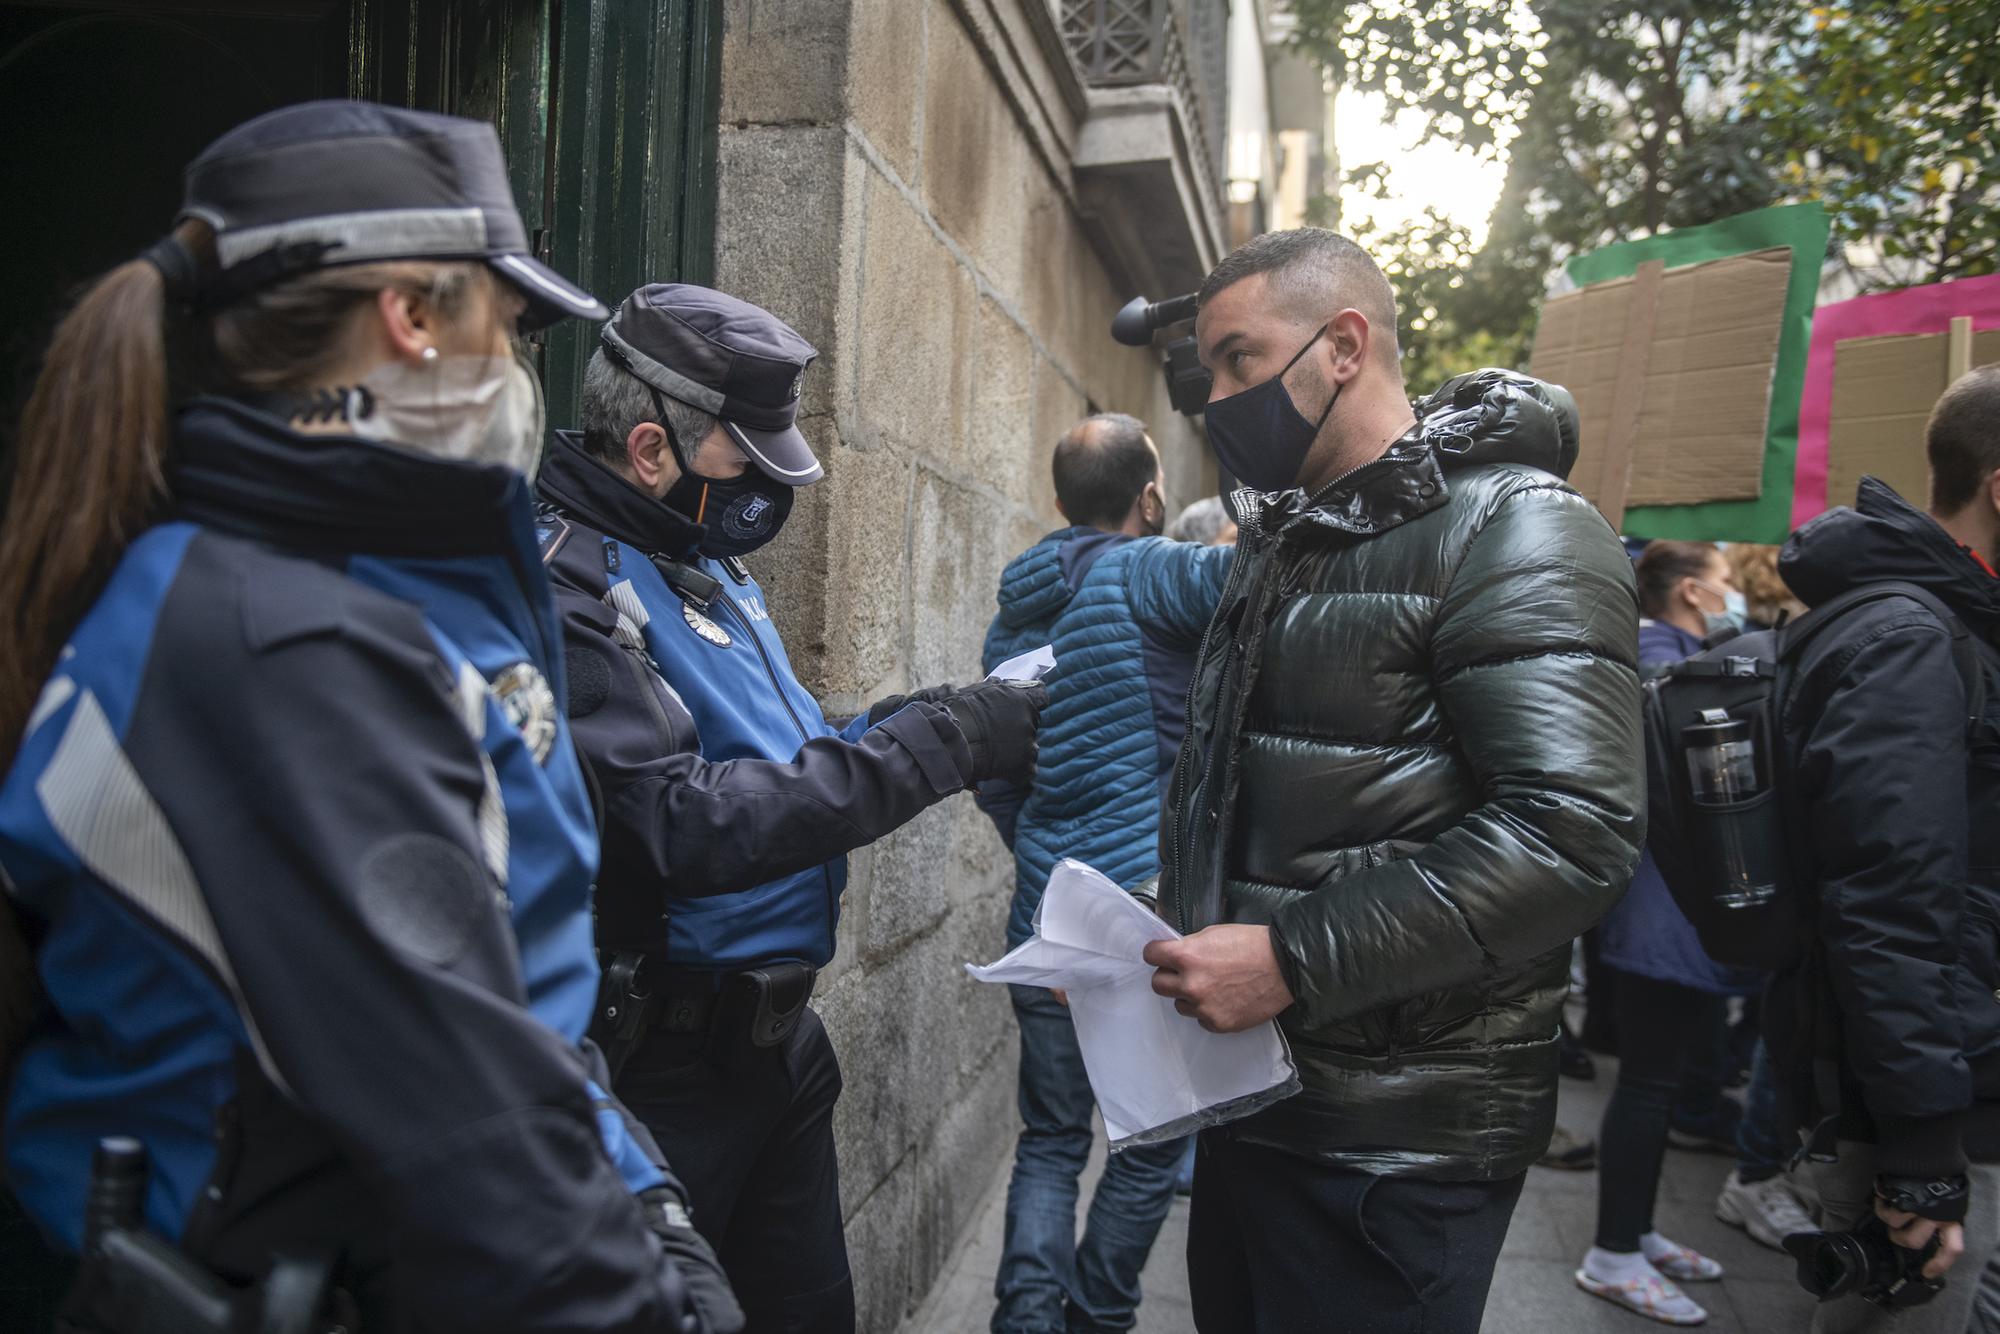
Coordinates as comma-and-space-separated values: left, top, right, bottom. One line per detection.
987, 643, 1057, 683
967, 860, 1300, 1147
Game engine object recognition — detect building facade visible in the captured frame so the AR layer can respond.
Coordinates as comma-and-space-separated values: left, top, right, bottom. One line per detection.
709, 2, 1234, 1325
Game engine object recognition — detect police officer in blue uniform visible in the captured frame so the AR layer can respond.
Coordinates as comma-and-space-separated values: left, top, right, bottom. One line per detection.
537, 284, 1046, 1333
0, 104, 737, 1333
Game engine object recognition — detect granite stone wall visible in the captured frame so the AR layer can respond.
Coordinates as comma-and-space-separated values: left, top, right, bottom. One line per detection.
710, 2, 1217, 1327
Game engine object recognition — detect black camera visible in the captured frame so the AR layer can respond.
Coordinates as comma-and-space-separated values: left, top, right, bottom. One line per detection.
1111, 293, 1212, 417
1782, 1212, 1946, 1310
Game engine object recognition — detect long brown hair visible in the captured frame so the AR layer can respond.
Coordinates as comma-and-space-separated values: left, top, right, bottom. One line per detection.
0, 222, 196, 772
0, 232, 490, 1060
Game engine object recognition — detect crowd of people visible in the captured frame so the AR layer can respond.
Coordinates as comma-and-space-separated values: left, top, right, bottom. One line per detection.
1, 97, 1997, 1334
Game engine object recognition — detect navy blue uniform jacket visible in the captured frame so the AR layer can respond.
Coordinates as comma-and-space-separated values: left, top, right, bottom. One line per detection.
535, 432, 973, 969
0, 401, 693, 1332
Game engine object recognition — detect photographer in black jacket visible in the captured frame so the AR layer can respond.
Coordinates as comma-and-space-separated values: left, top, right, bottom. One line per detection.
1771, 364, 2000, 1334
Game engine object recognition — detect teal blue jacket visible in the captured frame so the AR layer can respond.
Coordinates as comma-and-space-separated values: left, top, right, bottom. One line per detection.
981, 528, 1232, 944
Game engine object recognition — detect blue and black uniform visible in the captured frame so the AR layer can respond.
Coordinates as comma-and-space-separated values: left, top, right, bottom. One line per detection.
0, 401, 695, 1331
539, 280, 1041, 1334
538, 430, 974, 962
537, 427, 977, 1331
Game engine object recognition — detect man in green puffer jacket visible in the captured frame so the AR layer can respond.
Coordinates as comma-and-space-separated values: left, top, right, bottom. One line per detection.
1143, 228, 1644, 1334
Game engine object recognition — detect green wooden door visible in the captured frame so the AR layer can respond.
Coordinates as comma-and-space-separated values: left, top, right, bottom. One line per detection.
540, 0, 721, 430
0, 0, 718, 450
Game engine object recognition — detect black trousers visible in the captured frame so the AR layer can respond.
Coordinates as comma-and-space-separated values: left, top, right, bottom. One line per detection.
615, 1007, 853, 1334
1187, 1132, 1524, 1334
1593, 971, 1717, 1251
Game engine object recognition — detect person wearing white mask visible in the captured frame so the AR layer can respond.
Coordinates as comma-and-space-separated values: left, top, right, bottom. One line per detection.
1574, 540, 1762, 1325
0, 102, 739, 1334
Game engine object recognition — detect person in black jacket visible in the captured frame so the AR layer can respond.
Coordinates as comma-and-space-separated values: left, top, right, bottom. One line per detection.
1146, 228, 1643, 1334
538, 284, 1044, 1334
1769, 365, 2000, 1334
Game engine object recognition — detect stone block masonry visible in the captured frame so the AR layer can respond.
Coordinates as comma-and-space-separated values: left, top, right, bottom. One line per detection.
712, 1, 1219, 1327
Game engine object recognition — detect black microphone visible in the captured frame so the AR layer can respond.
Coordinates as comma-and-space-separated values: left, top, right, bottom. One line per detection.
1111, 293, 1200, 346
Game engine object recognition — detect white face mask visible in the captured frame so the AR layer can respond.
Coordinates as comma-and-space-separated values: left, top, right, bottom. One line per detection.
348, 349, 548, 478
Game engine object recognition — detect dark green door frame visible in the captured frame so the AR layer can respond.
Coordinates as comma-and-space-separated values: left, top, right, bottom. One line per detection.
345, 0, 721, 430
541, 0, 721, 431
0, 0, 718, 452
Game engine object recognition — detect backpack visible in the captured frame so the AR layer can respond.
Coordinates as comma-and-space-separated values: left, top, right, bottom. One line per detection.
1641, 582, 1988, 970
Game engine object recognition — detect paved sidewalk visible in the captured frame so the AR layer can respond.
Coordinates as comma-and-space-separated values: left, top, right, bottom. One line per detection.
904, 1059, 1819, 1332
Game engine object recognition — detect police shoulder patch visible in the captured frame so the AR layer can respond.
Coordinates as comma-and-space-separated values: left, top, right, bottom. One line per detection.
490, 661, 559, 763
682, 601, 732, 647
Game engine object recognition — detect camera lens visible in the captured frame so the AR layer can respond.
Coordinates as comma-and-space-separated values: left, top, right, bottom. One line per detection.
1784, 1230, 1869, 1300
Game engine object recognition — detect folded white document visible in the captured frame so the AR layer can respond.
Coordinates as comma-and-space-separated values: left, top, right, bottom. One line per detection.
987, 644, 1056, 683
966, 860, 1300, 1147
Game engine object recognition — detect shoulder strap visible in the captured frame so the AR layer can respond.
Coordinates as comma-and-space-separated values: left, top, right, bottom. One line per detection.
1780, 581, 1983, 737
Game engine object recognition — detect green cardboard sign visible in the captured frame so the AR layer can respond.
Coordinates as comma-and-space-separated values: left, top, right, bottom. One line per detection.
1563, 202, 1829, 543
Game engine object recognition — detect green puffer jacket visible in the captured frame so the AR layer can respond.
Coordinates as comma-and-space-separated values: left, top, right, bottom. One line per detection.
1158, 369, 1644, 1181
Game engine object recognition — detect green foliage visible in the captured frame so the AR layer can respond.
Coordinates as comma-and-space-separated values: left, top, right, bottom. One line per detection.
1749, 0, 2000, 283
1287, 0, 1546, 155
1291, 0, 1786, 378
1286, 0, 1999, 380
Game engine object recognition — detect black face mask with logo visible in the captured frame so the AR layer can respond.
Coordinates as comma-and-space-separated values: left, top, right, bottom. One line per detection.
655, 394, 795, 559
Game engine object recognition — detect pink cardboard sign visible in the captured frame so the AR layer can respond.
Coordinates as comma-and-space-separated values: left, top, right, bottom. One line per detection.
1793, 273, 2000, 527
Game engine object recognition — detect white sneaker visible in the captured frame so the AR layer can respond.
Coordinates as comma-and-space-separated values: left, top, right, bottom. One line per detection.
1715, 1168, 1816, 1250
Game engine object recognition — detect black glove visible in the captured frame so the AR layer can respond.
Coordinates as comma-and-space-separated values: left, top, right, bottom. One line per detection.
639, 1187, 745, 1334
1877, 1175, 1971, 1224
940, 680, 1046, 785
864, 683, 959, 728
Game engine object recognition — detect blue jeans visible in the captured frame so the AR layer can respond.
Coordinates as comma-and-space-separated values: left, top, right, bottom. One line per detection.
1734, 1037, 1788, 1178
993, 985, 1186, 1334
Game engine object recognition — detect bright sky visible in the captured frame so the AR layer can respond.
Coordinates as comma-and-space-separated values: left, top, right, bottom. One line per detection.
1333, 87, 1512, 249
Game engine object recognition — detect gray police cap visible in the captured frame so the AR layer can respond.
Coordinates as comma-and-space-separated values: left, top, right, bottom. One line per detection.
181, 100, 604, 330
601, 284, 824, 486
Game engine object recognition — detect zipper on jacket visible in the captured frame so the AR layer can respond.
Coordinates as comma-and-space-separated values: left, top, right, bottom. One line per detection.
1168, 451, 1428, 934
712, 590, 840, 955
1169, 489, 1271, 934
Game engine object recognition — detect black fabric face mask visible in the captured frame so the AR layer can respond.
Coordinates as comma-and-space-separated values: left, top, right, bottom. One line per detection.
654, 392, 794, 558
1202, 324, 1340, 493
664, 468, 794, 559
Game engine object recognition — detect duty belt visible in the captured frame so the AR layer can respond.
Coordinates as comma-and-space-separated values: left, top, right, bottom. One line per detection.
595, 957, 817, 1075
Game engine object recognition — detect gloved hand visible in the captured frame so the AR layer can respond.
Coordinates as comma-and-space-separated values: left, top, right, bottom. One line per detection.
940, 679, 1046, 785
864, 683, 959, 728
639, 1186, 744, 1334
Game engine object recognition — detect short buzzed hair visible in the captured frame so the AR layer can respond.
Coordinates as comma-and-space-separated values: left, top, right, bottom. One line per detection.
1928, 364, 2000, 514
1052, 413, 1157, 528
1198, 227, 1400, 365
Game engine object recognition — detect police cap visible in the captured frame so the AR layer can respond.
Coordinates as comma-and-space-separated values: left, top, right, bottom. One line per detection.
601, 284, 823, 486
180, 100, 603, 330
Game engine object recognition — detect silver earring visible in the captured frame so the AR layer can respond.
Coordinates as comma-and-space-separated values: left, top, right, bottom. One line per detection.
420, 346, 439, 363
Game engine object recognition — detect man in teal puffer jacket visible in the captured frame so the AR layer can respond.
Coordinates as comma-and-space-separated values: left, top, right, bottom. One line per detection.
981, 413, 1233, 1334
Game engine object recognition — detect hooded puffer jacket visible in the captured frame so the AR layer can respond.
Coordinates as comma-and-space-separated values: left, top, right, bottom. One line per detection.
982, 529, 1232, 944
1764, 478, 2000, 1175
1158, 369, 1644, 1180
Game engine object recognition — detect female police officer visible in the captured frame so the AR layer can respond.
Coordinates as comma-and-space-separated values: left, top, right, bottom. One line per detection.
0, 102, 738, 1334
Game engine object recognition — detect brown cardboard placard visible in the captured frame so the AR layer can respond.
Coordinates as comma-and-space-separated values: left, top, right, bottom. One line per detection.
1595, 260, 1664, 531
1949, 315, 1975, 381
1530, 276, 1630, 510
1824, 326, 2000, 508
1531, 247, 1793, 521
